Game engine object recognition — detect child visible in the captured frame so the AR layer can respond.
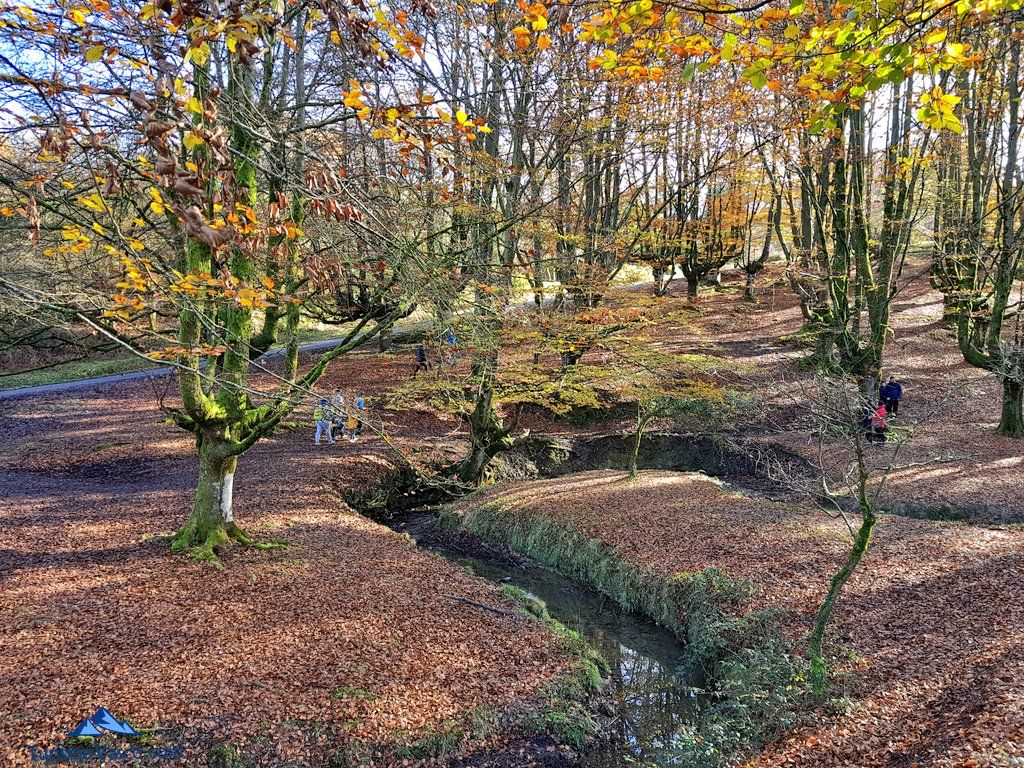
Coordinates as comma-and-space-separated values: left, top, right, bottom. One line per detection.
346, 407, 359, 443
354, 394, 366, 436
313, 399, 334, 445
869, 403, 888, 445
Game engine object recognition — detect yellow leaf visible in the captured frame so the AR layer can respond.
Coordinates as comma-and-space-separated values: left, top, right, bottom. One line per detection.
183, 132, 205, 150
85, 45, 105, 62
188, 42, 210, 67
537, 33, 552, 50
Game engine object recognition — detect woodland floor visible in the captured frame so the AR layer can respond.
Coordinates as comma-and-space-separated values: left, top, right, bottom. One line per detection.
649, 257, 1024, 517
460, 470, 1024, 768
0, 383, 578, 767
2, 256, 1022, 766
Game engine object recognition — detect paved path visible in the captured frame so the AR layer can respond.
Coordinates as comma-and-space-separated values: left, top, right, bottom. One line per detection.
0, 337, 356, 401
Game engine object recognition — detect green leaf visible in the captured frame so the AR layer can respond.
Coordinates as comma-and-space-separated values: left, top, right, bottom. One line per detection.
722, 32, 737, 61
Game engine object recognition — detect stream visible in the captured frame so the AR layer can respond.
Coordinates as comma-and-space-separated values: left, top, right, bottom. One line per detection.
390, 513, 707, 768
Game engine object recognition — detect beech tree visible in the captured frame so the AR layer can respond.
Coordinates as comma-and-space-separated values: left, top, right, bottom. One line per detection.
934, 30, 1024, 437
0, 0, 436, 561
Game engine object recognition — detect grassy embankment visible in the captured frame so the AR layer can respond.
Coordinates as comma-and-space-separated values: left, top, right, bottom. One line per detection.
440, 477, 809, 767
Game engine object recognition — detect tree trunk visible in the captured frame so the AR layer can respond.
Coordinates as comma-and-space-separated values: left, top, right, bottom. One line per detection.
628, 420, 646, 478
457, 442, 495, 486
561, 349, 582, 368
811, 329, 836, 370
686, 276, 699, 301
997, 378, 1024, 438
456, 361, 516, 485
171, 436, 248, 562
743, 270, 757, 302
809, 504, 878, 696
859, 373, 880, 407
653, 265, 672, 297
378, 321, 393, 352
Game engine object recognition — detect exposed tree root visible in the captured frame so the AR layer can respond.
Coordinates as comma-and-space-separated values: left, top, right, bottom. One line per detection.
170, 520, 285, 567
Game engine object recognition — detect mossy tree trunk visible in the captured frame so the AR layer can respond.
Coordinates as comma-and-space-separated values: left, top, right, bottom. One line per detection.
456, 356, 519, 485
809, 464, 878, 696
171, 432, 249, 561
997, 378, 1024, 438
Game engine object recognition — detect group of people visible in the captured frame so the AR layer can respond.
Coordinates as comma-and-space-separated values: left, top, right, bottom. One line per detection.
313, 389, 366, 446
863, 375, 904, 445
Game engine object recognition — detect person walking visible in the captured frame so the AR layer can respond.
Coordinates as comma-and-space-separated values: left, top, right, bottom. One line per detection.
443, 329, 457, 365
413, 344, 431, 377
330, 388, 346, 433
346, 407, 359, 443
353, 395, 367, 436
870, 403, 888, 445
313, 399, 334, 445
879, 375, 903, 417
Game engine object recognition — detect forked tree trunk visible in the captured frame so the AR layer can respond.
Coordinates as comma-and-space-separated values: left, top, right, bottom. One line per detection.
456, 361, 516, 485
997, 378, 1024, 438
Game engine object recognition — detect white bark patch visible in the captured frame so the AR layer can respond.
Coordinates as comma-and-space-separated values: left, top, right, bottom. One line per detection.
221, 472, 234, 523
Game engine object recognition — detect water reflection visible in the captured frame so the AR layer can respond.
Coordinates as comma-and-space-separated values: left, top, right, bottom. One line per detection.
450, 556, 705, 768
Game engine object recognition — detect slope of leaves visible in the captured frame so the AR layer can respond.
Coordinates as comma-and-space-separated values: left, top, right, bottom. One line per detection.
458, 470, 1024, 767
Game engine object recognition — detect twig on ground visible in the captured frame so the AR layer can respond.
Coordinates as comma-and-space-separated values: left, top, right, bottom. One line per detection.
442, 594, 522, 618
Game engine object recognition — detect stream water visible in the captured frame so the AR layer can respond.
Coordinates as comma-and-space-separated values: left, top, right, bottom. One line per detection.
390, 514, 707, 768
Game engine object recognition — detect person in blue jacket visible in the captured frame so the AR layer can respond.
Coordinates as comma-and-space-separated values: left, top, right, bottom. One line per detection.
443, 329, 457, 364
879, 375, 903, 417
